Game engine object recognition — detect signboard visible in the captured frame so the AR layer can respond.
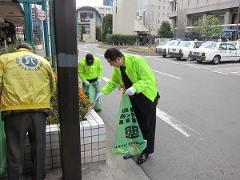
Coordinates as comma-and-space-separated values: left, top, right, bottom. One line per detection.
38, 10, 46, 21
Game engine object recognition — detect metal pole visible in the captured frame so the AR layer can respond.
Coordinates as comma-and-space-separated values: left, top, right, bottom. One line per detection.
237, 2, 240, 39
23, 2, 34, 48
42, 0, 50, 57
54, 0, 82, 179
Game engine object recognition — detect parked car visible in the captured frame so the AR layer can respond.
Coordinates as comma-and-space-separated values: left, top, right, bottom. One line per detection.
189, 41, 240, 64
155, 40, 180, 57
168, 41, 203, 60
231, 41, 240, 49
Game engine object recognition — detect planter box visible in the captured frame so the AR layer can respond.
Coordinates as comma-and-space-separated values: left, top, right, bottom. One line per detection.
24, 110, 106, 171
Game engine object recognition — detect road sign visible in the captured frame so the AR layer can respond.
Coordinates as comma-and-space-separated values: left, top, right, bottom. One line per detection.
38, 10, 46, 21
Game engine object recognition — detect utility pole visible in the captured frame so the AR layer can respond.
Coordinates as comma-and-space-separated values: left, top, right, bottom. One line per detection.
54, 0, 82, 179
237, 2, 240, 39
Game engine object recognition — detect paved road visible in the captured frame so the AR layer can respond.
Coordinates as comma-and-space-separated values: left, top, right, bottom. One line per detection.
78, 43, 240, 180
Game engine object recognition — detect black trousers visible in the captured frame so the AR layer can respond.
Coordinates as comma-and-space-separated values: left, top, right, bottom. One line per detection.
3, 111, 47, 180
130, 93, 158, 155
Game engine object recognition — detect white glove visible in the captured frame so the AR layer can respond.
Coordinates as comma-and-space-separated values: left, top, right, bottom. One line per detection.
84, 80, 90, 86
97, 79, 102, 84
125, 87, 136, 96
96, 92, 104, 101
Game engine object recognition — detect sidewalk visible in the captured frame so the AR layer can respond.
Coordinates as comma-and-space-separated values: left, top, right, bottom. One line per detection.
45, 151, 150, 180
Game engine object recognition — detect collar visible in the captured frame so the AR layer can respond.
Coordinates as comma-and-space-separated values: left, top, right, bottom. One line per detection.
17, 48, 32, 53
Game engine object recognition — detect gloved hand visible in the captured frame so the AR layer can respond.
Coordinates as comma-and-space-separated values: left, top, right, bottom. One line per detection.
84, 80, 90, 86
97, 79, 102, 84
125, 87, 136, 96
96, 92, 104, 101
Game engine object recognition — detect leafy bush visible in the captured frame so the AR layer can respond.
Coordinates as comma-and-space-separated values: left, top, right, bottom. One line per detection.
105, 34, 137, 45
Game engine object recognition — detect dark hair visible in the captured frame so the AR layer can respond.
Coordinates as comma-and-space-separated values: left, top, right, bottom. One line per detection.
16, 42, 33, 51
86, 53, 94, 61
104, 48, 124, 62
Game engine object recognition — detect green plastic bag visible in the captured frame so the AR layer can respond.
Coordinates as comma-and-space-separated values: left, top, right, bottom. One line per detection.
0, 114, 6, 175
112, 94, 147, 156
84, 82, 101, 111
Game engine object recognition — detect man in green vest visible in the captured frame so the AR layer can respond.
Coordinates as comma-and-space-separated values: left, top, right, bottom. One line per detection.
96, 48, 160, 164
78, 53, 103, 111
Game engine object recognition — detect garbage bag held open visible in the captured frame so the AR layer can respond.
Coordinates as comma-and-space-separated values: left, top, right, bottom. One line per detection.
112, 94, 147, 156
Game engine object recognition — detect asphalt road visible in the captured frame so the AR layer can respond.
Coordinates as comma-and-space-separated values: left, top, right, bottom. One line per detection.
78, 43, 240, 180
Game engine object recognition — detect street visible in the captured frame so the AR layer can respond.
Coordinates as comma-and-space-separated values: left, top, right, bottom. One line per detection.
78, 43, 240, 180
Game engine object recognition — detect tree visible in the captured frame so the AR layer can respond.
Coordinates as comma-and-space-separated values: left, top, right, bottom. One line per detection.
102, 14, 112, 42
157, 21, 174, 38
193, 15, 222, 40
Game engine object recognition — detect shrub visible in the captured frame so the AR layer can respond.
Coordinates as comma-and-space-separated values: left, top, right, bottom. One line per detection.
105, 34, 137, 45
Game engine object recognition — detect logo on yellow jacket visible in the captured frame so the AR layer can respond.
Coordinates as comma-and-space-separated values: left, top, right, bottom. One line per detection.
16, 55, 43, 71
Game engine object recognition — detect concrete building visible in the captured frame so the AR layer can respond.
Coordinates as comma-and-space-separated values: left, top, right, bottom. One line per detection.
95, 6, 113, 19
145, 0, 171, 35
113, 0, 149, 35
76, 7, 102, 42
168, 0, 240, 39
103, 0, 113, 6
112, 0, 171, 35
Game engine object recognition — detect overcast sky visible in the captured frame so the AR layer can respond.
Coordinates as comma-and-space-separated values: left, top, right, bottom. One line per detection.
76, 0, 103, 8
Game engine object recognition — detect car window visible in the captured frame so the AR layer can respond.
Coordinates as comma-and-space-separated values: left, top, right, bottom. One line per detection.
200, 42, 217, 49
195, 42, 202, 48
182, 42, 191, 47
219, 44, 227, 50
227, 44, 236, 50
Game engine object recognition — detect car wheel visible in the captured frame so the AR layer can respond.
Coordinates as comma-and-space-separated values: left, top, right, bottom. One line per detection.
162, 55, 166, 58
212, 56, 220, 64
197, 60, 202, 63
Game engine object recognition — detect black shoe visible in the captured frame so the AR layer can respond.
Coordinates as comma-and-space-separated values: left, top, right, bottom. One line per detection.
123, 154, 133, 159
136, 153, 149, 164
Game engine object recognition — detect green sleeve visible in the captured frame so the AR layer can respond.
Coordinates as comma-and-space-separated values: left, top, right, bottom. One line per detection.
101, 69, 121, 95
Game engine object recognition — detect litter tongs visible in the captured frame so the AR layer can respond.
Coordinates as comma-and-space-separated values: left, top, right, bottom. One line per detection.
84, 100, 96, 118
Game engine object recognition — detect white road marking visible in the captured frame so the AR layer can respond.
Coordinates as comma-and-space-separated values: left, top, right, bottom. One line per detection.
185, 64, 200, 69
96, 53, 104, 57
82, 47, 87, 49
212, 70, 227, 75
84, 50, 91, 53
153, 69, 182, 80
156, 108, 190, 137
231, 71, 240, 74
102, 76, 201, 138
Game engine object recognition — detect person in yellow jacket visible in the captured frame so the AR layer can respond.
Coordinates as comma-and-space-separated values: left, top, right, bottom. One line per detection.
78, 53, 103, 111
0, 43, 56, 179
96, 48, 160, 164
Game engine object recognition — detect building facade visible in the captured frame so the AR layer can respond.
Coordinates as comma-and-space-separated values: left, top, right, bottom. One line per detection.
76, 7, 102, 42
169, 0, 240, 39
103, 0, 113, 6
145, 0, 171, 35
112, 0, 138, 35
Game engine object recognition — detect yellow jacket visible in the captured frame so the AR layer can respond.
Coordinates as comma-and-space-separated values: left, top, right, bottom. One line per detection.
0, 48, 56, 111
78, 56, 103, 82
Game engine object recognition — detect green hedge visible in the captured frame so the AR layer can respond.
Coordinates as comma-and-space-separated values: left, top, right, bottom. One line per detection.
105, 34, 137, 45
